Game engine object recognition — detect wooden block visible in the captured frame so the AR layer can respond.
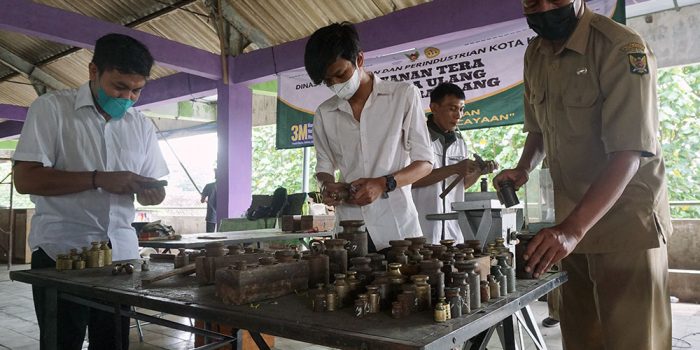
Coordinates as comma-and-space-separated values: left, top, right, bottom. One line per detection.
282, 215, 335, 232
281, 215, 301, 232
299, 215, 335, 232
194, 320, 276, 349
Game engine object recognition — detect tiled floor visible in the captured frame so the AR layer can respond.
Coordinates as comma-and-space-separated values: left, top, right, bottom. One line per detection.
1, 264, 698, 350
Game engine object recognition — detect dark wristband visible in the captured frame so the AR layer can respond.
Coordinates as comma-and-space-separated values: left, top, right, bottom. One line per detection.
92, 170, 98, 189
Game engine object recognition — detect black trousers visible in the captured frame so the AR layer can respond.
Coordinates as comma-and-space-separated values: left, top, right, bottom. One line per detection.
366, 232, 390, 256
32, 248, 130, 350
205, 222, 216, 233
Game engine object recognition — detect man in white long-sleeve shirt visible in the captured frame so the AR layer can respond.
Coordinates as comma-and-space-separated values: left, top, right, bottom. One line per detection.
13, 33, 168, 350
304, 22, 434, 252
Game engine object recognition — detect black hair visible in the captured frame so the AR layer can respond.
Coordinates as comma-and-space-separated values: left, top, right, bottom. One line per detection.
430, 83, 466, 104
304, 22, 361, 85
92, 33, 154, 77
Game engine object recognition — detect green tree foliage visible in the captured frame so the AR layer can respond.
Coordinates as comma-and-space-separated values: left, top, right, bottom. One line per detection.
656, 64, 700, 218
251, 125, 316, 195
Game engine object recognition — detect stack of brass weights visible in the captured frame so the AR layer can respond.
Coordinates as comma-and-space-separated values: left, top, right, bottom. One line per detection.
481, 237, 518, 303
302, 223, 521, 322
55, 241, 112, 270
300, 227, 460, 322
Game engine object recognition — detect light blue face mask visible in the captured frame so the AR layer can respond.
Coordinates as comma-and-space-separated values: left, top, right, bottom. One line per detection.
96, 87, 134, 120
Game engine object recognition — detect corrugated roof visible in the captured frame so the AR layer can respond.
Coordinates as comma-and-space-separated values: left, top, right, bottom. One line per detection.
0, 0, 431, 108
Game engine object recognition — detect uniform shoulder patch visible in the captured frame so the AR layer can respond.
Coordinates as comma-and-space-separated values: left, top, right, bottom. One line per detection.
620, 42, 646, 54
628, 53, 649, 75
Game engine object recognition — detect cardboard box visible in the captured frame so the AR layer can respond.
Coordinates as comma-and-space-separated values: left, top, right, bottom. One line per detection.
194, 320, 275, 349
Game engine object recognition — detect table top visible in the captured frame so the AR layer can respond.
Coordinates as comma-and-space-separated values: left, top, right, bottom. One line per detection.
138, 229, 335, 249
11, 262, 566, 350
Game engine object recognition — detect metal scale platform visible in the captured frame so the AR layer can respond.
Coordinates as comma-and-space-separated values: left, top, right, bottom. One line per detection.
426, 191, 523, 252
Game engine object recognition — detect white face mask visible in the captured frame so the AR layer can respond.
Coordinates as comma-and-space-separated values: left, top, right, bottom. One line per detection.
329, 66, 361, 100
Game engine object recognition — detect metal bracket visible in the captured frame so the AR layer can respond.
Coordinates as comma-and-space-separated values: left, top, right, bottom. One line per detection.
59, 293, 237, 349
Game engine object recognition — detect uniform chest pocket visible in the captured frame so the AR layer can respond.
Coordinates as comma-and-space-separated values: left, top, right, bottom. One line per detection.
561, 80, 599, 138
529, 89, 547, 129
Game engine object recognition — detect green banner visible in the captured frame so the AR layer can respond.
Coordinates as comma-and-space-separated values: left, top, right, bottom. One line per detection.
276, 99, 314, 149
276, 0, 618, 149
459, 83, 524, 130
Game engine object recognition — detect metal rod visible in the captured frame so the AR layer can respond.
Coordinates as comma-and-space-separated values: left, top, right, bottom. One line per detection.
440, 174, 464, 199
59, 293, 234, 342
7, 169, 13, 270
302, 146, 310, 193
150, 119, 202, 194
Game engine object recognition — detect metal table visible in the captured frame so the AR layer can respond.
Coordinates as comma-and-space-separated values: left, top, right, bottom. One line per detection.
10, 263, 566, 350
138, 229, 334, 250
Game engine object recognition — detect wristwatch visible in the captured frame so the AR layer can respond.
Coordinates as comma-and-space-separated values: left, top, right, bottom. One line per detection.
384, 174, 397, 193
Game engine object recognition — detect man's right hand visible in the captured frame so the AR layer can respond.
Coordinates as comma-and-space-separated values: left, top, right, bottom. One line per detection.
454, 159, 482, 178
320, 181, 350, 206
95, 171, 160, 195
493, 167, 529, 190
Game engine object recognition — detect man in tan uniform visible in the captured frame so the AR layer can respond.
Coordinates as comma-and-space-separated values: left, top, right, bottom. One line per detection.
495, 0, 672, 349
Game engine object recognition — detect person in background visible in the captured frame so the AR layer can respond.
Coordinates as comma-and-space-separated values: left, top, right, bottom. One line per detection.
412, 83, 497, 245
201, 169, 217, 232
13, 33, 169, 350
305, 22, 434, 252
494, 0, 672, 348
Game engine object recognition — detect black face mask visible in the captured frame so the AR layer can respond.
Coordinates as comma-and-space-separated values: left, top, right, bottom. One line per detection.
526, 3, 579, 41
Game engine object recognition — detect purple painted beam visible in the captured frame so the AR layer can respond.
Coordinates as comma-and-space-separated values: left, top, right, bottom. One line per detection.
216, 79, 253, 221
0, 120, 25, 139
0, 0, 222, 80
231, 0, 524, 83
136, 73, 217, 108
0, 104, 28, 121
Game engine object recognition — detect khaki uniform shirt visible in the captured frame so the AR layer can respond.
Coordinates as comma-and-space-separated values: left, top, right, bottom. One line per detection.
523, 8, 672, 253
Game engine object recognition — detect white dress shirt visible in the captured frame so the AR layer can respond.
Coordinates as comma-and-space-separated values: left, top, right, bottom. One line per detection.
313, 76, 433, 250
412, 126, 468, 244
13, 83, 169, 261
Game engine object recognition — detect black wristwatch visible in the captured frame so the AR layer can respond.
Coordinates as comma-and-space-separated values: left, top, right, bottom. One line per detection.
384, 174, 397, 193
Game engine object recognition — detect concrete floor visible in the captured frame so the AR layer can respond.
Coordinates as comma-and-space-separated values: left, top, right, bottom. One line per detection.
1, 264, 698, 350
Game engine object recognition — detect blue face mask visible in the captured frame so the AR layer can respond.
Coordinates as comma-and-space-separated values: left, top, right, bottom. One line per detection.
96, 87, 134, 120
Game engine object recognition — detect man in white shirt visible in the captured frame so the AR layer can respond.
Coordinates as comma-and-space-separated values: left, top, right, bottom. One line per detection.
13, 33, 168, 350
412, 83, 497, 244
304, 22, 434, 252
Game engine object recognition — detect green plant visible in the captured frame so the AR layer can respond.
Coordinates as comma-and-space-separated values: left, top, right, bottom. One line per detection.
251, 125, 317, 195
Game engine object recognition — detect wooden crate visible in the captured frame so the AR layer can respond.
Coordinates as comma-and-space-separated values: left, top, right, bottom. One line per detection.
194, 319, 275, 349
0, 208, 33, 264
